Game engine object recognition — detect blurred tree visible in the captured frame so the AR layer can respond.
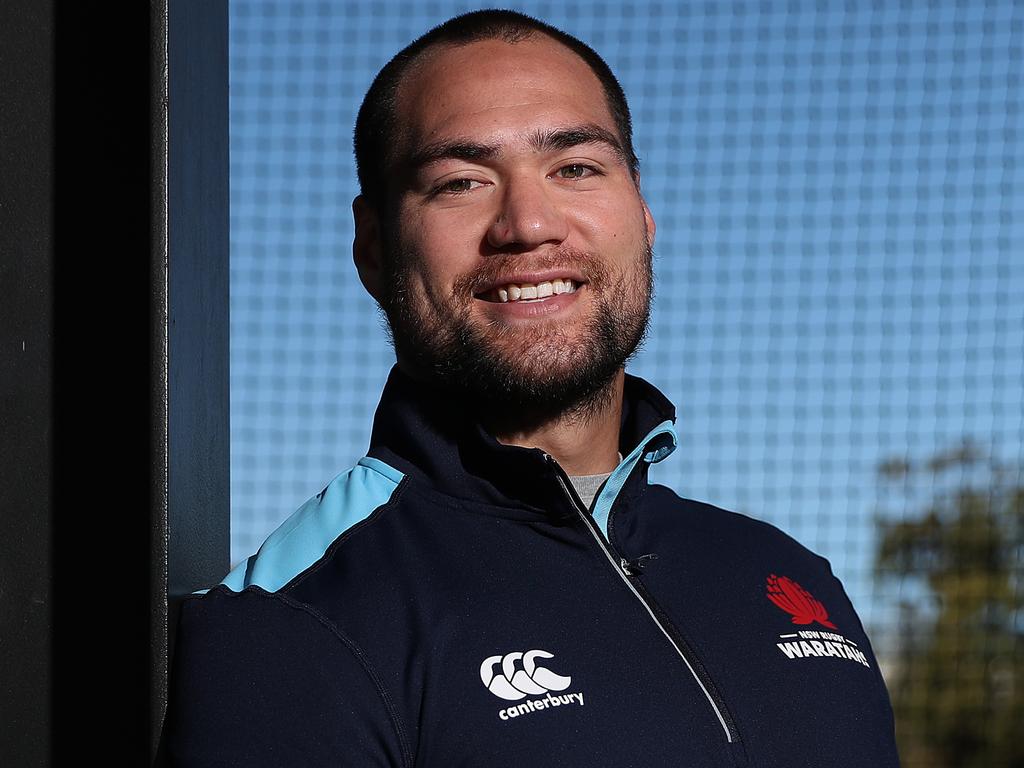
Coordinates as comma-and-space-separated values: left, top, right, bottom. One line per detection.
875, 439, 1024, 768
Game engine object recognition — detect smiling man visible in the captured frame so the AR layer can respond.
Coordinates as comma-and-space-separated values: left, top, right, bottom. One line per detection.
164, 10, 900, 767
352, 25, 655, 464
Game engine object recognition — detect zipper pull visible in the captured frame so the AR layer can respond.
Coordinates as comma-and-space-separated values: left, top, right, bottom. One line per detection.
620, 553, 658, 576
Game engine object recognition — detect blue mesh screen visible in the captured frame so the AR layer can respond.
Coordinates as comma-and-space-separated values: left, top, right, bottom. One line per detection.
229, 3, 1023, 763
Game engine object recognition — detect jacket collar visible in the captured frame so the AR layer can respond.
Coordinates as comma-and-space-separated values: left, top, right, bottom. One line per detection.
366, 365, 678, 519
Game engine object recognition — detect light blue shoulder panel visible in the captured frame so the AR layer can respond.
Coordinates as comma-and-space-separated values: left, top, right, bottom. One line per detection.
591, 420, 677, 538
219, 457, 404, 593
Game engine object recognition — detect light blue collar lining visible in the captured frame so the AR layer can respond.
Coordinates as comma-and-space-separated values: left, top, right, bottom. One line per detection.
591, 420, 677, 539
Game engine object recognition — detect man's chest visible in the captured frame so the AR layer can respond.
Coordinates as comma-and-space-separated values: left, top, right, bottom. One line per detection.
344, 514, 895, 768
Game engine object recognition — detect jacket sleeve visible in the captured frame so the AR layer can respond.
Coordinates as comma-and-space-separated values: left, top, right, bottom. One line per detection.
162, 586, 410, 768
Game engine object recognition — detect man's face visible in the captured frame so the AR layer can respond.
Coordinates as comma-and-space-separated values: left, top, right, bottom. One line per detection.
370, 35, 656, 414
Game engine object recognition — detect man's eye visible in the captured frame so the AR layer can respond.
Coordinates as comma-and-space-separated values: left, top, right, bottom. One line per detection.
434, 178, 482, 195
557, 164, 597, 180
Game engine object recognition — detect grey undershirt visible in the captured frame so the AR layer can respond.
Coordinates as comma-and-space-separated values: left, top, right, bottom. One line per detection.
568, 471, 613, 511
568, 451, 622, 510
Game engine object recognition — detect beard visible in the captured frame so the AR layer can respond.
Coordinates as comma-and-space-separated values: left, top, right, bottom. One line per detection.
378, 239, 653, 422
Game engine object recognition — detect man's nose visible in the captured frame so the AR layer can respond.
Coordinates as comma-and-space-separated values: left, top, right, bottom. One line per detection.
486, 175, 569, 251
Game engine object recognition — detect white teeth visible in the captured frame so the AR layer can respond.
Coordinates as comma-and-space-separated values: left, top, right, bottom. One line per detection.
492, 279, 577, 303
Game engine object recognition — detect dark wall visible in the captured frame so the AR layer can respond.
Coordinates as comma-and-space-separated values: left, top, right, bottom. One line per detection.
0, 2, 54, 764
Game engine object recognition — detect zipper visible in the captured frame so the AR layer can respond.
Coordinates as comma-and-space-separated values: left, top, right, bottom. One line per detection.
543, 452, 739, 745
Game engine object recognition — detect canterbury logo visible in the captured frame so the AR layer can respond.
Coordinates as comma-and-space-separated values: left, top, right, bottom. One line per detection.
480, 650, 572, 701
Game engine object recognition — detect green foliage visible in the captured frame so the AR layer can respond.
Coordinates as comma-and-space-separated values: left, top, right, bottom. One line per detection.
875, 441, 1024, 768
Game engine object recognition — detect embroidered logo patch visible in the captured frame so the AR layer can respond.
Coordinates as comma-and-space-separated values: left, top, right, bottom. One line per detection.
480, 650, 572, 700
775, 629, 870, 667
766, 573, 837, 628
480, 650, 585, 721
766, 574, 870, 668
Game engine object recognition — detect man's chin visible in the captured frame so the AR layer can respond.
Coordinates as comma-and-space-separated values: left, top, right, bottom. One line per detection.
386, 284, 649, 417
450, 346, 623, 417
480, 333, 587, 365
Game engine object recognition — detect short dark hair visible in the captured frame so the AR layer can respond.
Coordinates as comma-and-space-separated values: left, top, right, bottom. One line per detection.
353, 9, 639, 212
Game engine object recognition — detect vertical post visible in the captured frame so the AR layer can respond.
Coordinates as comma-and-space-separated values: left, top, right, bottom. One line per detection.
158, 0, 231, 757
48, 1, 164, 764
152, 3, 170, 758
0, 1, 228, 762
0, 1, 230, 763
164, 1, 231, 596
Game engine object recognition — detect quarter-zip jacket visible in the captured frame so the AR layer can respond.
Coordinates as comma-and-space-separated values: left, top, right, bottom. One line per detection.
163, 367, 900, 767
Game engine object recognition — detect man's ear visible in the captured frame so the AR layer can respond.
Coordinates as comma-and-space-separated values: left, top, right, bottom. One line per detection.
642, 197, 656, 247
634, 172, 657, 247
353, 195, 384, 302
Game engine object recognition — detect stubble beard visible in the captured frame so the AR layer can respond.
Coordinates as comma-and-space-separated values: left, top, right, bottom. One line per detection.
378, 240, 653, 423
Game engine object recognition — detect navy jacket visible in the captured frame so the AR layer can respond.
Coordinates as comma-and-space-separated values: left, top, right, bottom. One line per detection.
164, 367, 899, 767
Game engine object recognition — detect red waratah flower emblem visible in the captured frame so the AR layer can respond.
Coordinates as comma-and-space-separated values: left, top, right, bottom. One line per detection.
766, 574, 837, 629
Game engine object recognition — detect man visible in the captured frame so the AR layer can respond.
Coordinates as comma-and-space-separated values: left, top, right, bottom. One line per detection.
164, 10, 899, 766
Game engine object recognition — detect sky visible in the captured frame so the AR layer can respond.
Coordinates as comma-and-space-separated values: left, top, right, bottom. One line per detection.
227, 0, 1023, 634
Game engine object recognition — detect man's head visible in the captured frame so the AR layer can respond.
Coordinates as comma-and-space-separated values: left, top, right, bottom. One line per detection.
352, 10, 656, 419
353, 10, 639, 213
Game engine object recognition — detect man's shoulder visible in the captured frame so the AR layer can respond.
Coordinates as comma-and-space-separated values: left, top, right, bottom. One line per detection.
207, 456, 408, 596
642, 481, 831, 566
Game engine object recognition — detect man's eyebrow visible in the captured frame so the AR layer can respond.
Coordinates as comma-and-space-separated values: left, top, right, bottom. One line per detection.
529, 125, 628, 164
405, 124, 627, 172
407, 139, 501, 171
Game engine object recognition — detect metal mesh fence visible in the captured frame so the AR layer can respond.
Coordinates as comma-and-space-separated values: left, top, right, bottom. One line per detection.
228, 2, 1023, 764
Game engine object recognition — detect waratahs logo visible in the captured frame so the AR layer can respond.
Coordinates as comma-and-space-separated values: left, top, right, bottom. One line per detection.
766, 574, 837, 629
480, 650, 573, 701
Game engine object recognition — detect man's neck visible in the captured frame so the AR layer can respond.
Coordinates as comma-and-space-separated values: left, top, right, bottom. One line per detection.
486, 369, 625, 476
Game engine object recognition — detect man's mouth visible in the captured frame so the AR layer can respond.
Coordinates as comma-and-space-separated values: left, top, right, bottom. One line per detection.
478, 279, 581, 303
